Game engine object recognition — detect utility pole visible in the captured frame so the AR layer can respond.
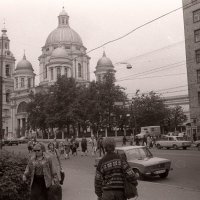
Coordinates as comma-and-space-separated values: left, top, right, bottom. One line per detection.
0, 32, 3, 149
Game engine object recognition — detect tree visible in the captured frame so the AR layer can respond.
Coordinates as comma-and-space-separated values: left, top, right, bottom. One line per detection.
131, 91, 168, 130
168, 105, 187, 131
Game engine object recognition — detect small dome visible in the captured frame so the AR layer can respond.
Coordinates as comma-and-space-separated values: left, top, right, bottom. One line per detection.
51, 46, 68, 58
16, 54, 33, 71
97, 51, 114, 68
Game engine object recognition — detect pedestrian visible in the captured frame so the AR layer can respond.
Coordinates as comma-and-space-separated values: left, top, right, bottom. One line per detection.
22, 143, 58, 200
97, 135, 105, 157
71, 141, 78, 156
91, 135, 97, 156
142, 135, 147, 146
53, 138, 59, 149
147, 135, 152, 148
135, 136, 140, 146
130, 133, 134, 146
64, 138, 71, 159
27, 139, 33, 153
46, 142, 63, 184
59, 142, 65, 159
95, 137, 138, 200
81, 136, 88, 156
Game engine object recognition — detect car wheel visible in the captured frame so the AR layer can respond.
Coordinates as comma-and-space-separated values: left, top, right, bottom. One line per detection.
159, 170, 169, 178
166, 147, 170, 150
183, 147, 187, 150
172, 144, 178, 150
156, 144, 161, 149
133, 169, 143, 180
197, 144, 200, 151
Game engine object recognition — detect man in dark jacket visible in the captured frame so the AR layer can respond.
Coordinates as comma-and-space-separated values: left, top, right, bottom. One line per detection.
95, 137, 138, 200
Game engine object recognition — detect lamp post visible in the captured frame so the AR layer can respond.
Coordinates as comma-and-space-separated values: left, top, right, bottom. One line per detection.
0, 32, 3, 149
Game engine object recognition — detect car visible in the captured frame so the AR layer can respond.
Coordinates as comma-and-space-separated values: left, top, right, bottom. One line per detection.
95, 146, 172, 179
155, 136, 191, 150
18, 136, 29, 144
4, 137, 19, 146
194, 140, 200, 150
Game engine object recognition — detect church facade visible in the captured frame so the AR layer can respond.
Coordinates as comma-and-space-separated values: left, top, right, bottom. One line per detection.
0, 8, 98, 138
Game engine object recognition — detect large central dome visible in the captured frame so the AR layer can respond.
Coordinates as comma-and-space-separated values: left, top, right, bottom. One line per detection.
45, 27, 82, 46
45, 7, 83, 46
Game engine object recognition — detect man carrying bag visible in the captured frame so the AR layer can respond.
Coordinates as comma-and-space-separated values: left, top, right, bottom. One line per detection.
95, 138, 138, 200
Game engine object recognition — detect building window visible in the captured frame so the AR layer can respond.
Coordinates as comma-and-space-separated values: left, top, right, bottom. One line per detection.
65, 46, 70, 49
46, 48, 49, 51
197, 70, 200, 83
6, 92, 10, 103
57, 67, 61, 77
78, 63, 82, 78
28, 78, 31, 88
21, 78, 25, 88
198, 92, 200, 105
76, 46, 80, 50
44, 66, 47, 79
65, 67, 68, 77
15, 77, 18, 89
5, 65, 10, 77
193, 9, 200, 23
195, 29, 200, 42
5, 43, 8, 49
51, 68, 54, 80
196, 49, 200, 63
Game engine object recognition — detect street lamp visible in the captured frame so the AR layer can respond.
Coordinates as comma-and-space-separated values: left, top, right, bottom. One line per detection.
116, 62, 133, 69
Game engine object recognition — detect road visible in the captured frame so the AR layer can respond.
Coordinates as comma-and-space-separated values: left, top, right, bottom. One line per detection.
3, 144, 200, 200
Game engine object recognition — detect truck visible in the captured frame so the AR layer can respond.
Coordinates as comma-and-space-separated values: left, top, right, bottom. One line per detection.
140, 126, 161, 137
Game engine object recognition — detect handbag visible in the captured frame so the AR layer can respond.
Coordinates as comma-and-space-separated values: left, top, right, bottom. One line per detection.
48, 182, 62, 200
55, 149, 65, 185
60, 170, 65, 185
123, 175, 138, 199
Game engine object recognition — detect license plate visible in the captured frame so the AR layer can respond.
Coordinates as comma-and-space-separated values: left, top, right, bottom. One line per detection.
154, 169, 166, 174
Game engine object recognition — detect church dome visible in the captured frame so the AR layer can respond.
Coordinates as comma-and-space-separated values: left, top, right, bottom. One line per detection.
97, 51, 114, 68
51, 46, 68, 58
45, 7, 83, 46
16, 54, 33, 71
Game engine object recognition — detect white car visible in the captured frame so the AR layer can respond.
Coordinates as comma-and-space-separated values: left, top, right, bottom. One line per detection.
156, 136, 191, 150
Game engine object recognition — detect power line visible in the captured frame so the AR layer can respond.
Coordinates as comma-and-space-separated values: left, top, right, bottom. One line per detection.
8, 1, 198, 90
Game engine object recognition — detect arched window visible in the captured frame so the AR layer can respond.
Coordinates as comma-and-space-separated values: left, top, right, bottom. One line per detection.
21, 77, 25, 88
17, 102, 27, 113
15, 77, 18, 89
6, 91, 10, 103
5, 64, 10, 77
28, 78, 31, 88
57, 67, 61, 77
78, 63, 82, 78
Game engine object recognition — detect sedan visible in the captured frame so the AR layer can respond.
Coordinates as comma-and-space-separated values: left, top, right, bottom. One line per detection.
95, 146, 172, 180
194, 140, 200, 150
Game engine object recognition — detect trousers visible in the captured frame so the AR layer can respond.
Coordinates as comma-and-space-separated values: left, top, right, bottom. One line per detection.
102, 190, 126, 200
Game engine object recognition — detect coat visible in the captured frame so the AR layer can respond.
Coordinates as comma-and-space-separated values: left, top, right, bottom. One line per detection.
24, 154, 57, 188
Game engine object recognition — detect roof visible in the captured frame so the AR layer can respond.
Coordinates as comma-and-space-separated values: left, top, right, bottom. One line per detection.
116, 146, 145, 151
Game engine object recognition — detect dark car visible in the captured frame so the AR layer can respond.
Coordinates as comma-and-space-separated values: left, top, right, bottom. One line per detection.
4, 138, 19, 146
95, 146, 172, 179
18, 136, 29, 144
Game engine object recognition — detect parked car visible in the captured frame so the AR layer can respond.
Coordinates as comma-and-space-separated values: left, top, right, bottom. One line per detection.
155, 136, 191, 150
4, 137, 19, 146
18, 136, 29, 144
95, 146, 172, 179
194, 140, 200, 151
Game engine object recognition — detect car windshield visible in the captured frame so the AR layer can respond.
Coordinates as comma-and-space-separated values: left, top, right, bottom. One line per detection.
125, 147, 153, 160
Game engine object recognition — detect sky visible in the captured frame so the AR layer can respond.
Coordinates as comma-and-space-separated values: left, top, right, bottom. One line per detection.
0, 0, 187, 98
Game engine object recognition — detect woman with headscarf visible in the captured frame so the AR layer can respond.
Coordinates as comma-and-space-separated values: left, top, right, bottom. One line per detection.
46, 142, 63, 183
22, 143, 58, 200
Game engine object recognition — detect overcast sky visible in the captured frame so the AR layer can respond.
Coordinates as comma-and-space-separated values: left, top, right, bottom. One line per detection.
0, 0, 187, 98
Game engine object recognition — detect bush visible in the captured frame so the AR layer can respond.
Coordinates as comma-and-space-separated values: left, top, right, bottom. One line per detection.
0, 150, 30, 200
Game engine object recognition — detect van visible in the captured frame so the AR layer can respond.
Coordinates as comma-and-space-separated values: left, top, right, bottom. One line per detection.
140, 126, 161, 137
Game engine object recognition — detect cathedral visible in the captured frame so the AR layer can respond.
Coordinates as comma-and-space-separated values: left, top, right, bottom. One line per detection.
0, 8, 115, 138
